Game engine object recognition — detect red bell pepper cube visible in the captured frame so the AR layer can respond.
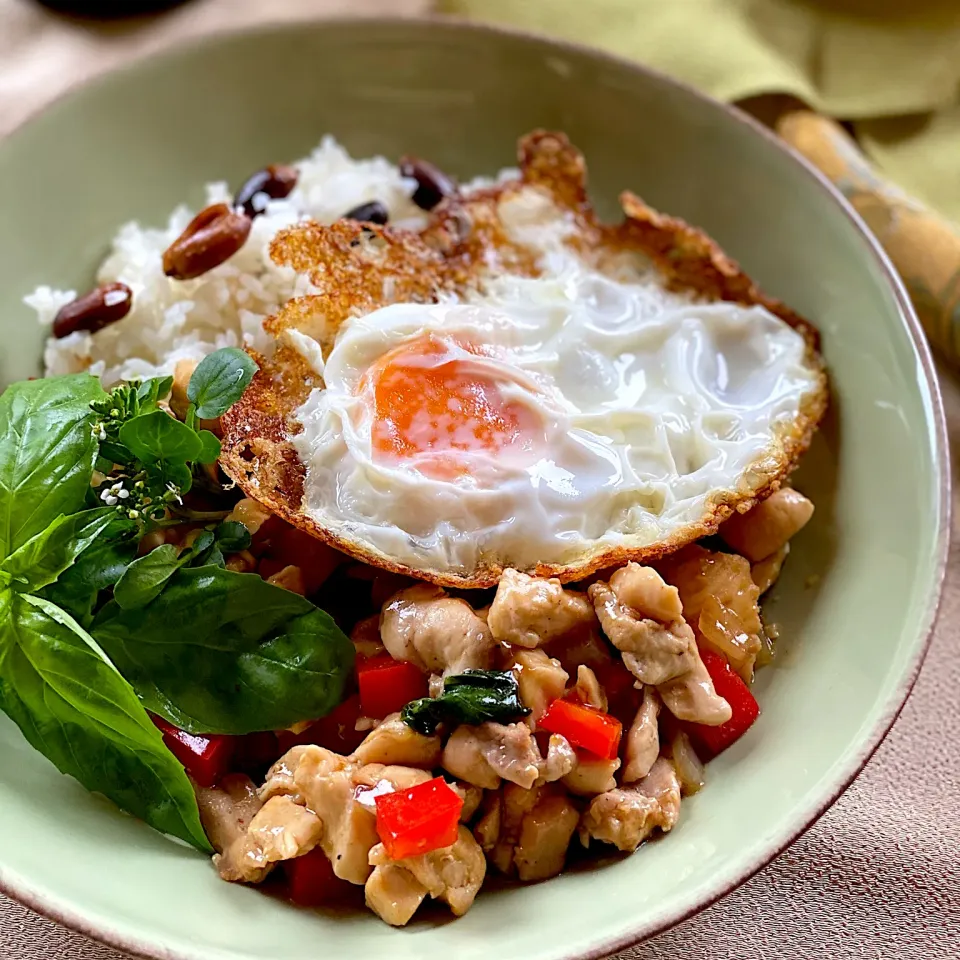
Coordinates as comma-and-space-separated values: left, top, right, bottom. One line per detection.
685, 648, 760, 759
357, 655, 428, 718
538, 698, 623, 761
151, 716, 234, 788
374, 776, 463, 861
284, 848, 355, 907
275, 693, 366, 756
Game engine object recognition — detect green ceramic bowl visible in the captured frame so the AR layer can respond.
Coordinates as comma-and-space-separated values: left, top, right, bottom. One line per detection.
0, 18, 948, 960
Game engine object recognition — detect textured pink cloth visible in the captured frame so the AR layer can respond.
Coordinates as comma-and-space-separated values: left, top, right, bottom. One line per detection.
0, 2, 958, 957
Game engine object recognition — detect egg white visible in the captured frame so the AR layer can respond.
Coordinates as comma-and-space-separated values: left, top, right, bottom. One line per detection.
290, 190, 821, 575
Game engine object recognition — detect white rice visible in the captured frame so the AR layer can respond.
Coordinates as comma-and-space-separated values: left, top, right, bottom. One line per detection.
29, 137, 436, 386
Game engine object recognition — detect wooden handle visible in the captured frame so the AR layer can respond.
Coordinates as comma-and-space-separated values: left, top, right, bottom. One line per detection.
777, 109, 960, 364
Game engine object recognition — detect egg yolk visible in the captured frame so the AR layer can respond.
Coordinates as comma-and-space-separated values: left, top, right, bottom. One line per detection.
359, 334, 544, 479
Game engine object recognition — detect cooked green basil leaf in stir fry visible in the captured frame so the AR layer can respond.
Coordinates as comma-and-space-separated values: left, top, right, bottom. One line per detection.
401, 670, 530, 735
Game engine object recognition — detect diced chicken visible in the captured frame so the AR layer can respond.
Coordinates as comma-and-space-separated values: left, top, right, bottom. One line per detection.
508, 647, 569, 725
488, 569, 596, 648
488, 782, 541, 874
622, 686, 661, 783
513, 789, 580, 882
590, 563, 731, 726
351, 614, 385, 658
579, 757, 681, 852
265, 564, 306, 595
381, 583, 495, 675
247, 796, 323, 863
571, 664, 607, 712
216, 795, 322, 883
658, 655, 733, 725
752, 544, 789, 596
589, 565, 696, 685
366, 826, 486, 924
473, 791, 502, 853
442, 722, 542, 790
720, 488, 814, 562
353, 763, 432, 792
450, 781, 484, 822
539, 734, 577, 783
260, 744, 335, 803
562, 755, 620, 797
483, 782, 578, 881
224, 496, 273, 537
428, 673, 445, 698
195, 774, 263, 855
292, 746, 378, 884
365, 861, 428, 927
351, 713, 442, 768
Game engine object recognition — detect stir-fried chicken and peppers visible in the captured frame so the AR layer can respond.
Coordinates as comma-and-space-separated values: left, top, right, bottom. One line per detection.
0, 360, 812, 926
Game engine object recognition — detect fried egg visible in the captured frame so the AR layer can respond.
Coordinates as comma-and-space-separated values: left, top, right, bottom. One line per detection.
221, 131, 827, 587
289, 190, 823, 576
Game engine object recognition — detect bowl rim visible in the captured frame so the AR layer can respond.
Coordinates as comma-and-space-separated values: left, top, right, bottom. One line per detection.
0, 13, 950, 960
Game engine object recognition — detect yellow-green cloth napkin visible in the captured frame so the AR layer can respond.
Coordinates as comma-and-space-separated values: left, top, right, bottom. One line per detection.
440, 0, 960, 223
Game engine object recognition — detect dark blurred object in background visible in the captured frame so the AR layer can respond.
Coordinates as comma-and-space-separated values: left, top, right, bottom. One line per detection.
33, 0, 191, 18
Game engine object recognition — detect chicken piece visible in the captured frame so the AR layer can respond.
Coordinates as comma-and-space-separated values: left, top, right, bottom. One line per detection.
450, 781, 484, 822
428, 673, 445, 698
752, 544, 789, 596
170, 357, 198, 420
216, 795, 323, 883
351, 614, 385, 658
293, 746, 378, 884
488, 568, 595, 648
571, 664, 607, 712
353, 763, 432, 792
539, 734, 577, 783
473, 791, 502, 853
589, 565, 696, 685
259, 745, 315, 803
658, 656, 733, 725
508, 647, 568, 725
366, 826, 486, 924
591, 563, 731, 725
442, 722, 542, 790
381, 583, 495, 675
579, 757, 681, 852
351, 713, 442, 768
225, 496, 273, 537
562, 755, 620, 797
365, 861, 428, 927
489, 782, 542, 874
720, 488, 814, 562
247, 796, 323, 863
195, 774, 263, 856
265, 564, 306, 595
513, 789, 580, 882
622, 686, 661, 783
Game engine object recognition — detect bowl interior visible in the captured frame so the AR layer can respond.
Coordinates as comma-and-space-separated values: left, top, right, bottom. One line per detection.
0, 19, 946, 960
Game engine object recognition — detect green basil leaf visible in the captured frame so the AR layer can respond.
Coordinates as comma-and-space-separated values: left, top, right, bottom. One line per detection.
119, 410, 202, 467
186, 348, 258, 419
93, 567, 354, 735
401, 670, 530, 736
1, 508, 115, 593
215, 521, 251, 554
0, 592, 209, 851
40, 514, 139, 626
136, 376, 174, 409
0, 375, 105, 559
113, 545, 184, 610
195, 430, 222, 465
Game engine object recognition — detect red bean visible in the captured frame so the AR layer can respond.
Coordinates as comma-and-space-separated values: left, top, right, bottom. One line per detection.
399, 156, 457, 210
234, 163, 299, 218
52, 283, 133, 339
342, 200, 389, 225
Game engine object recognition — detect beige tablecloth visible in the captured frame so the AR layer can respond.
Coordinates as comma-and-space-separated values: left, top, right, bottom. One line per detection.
1, 1, 958, 957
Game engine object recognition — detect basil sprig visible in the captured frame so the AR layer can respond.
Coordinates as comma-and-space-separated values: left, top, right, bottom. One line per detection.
0, 361, 352, 851
401, 670, 530, 736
